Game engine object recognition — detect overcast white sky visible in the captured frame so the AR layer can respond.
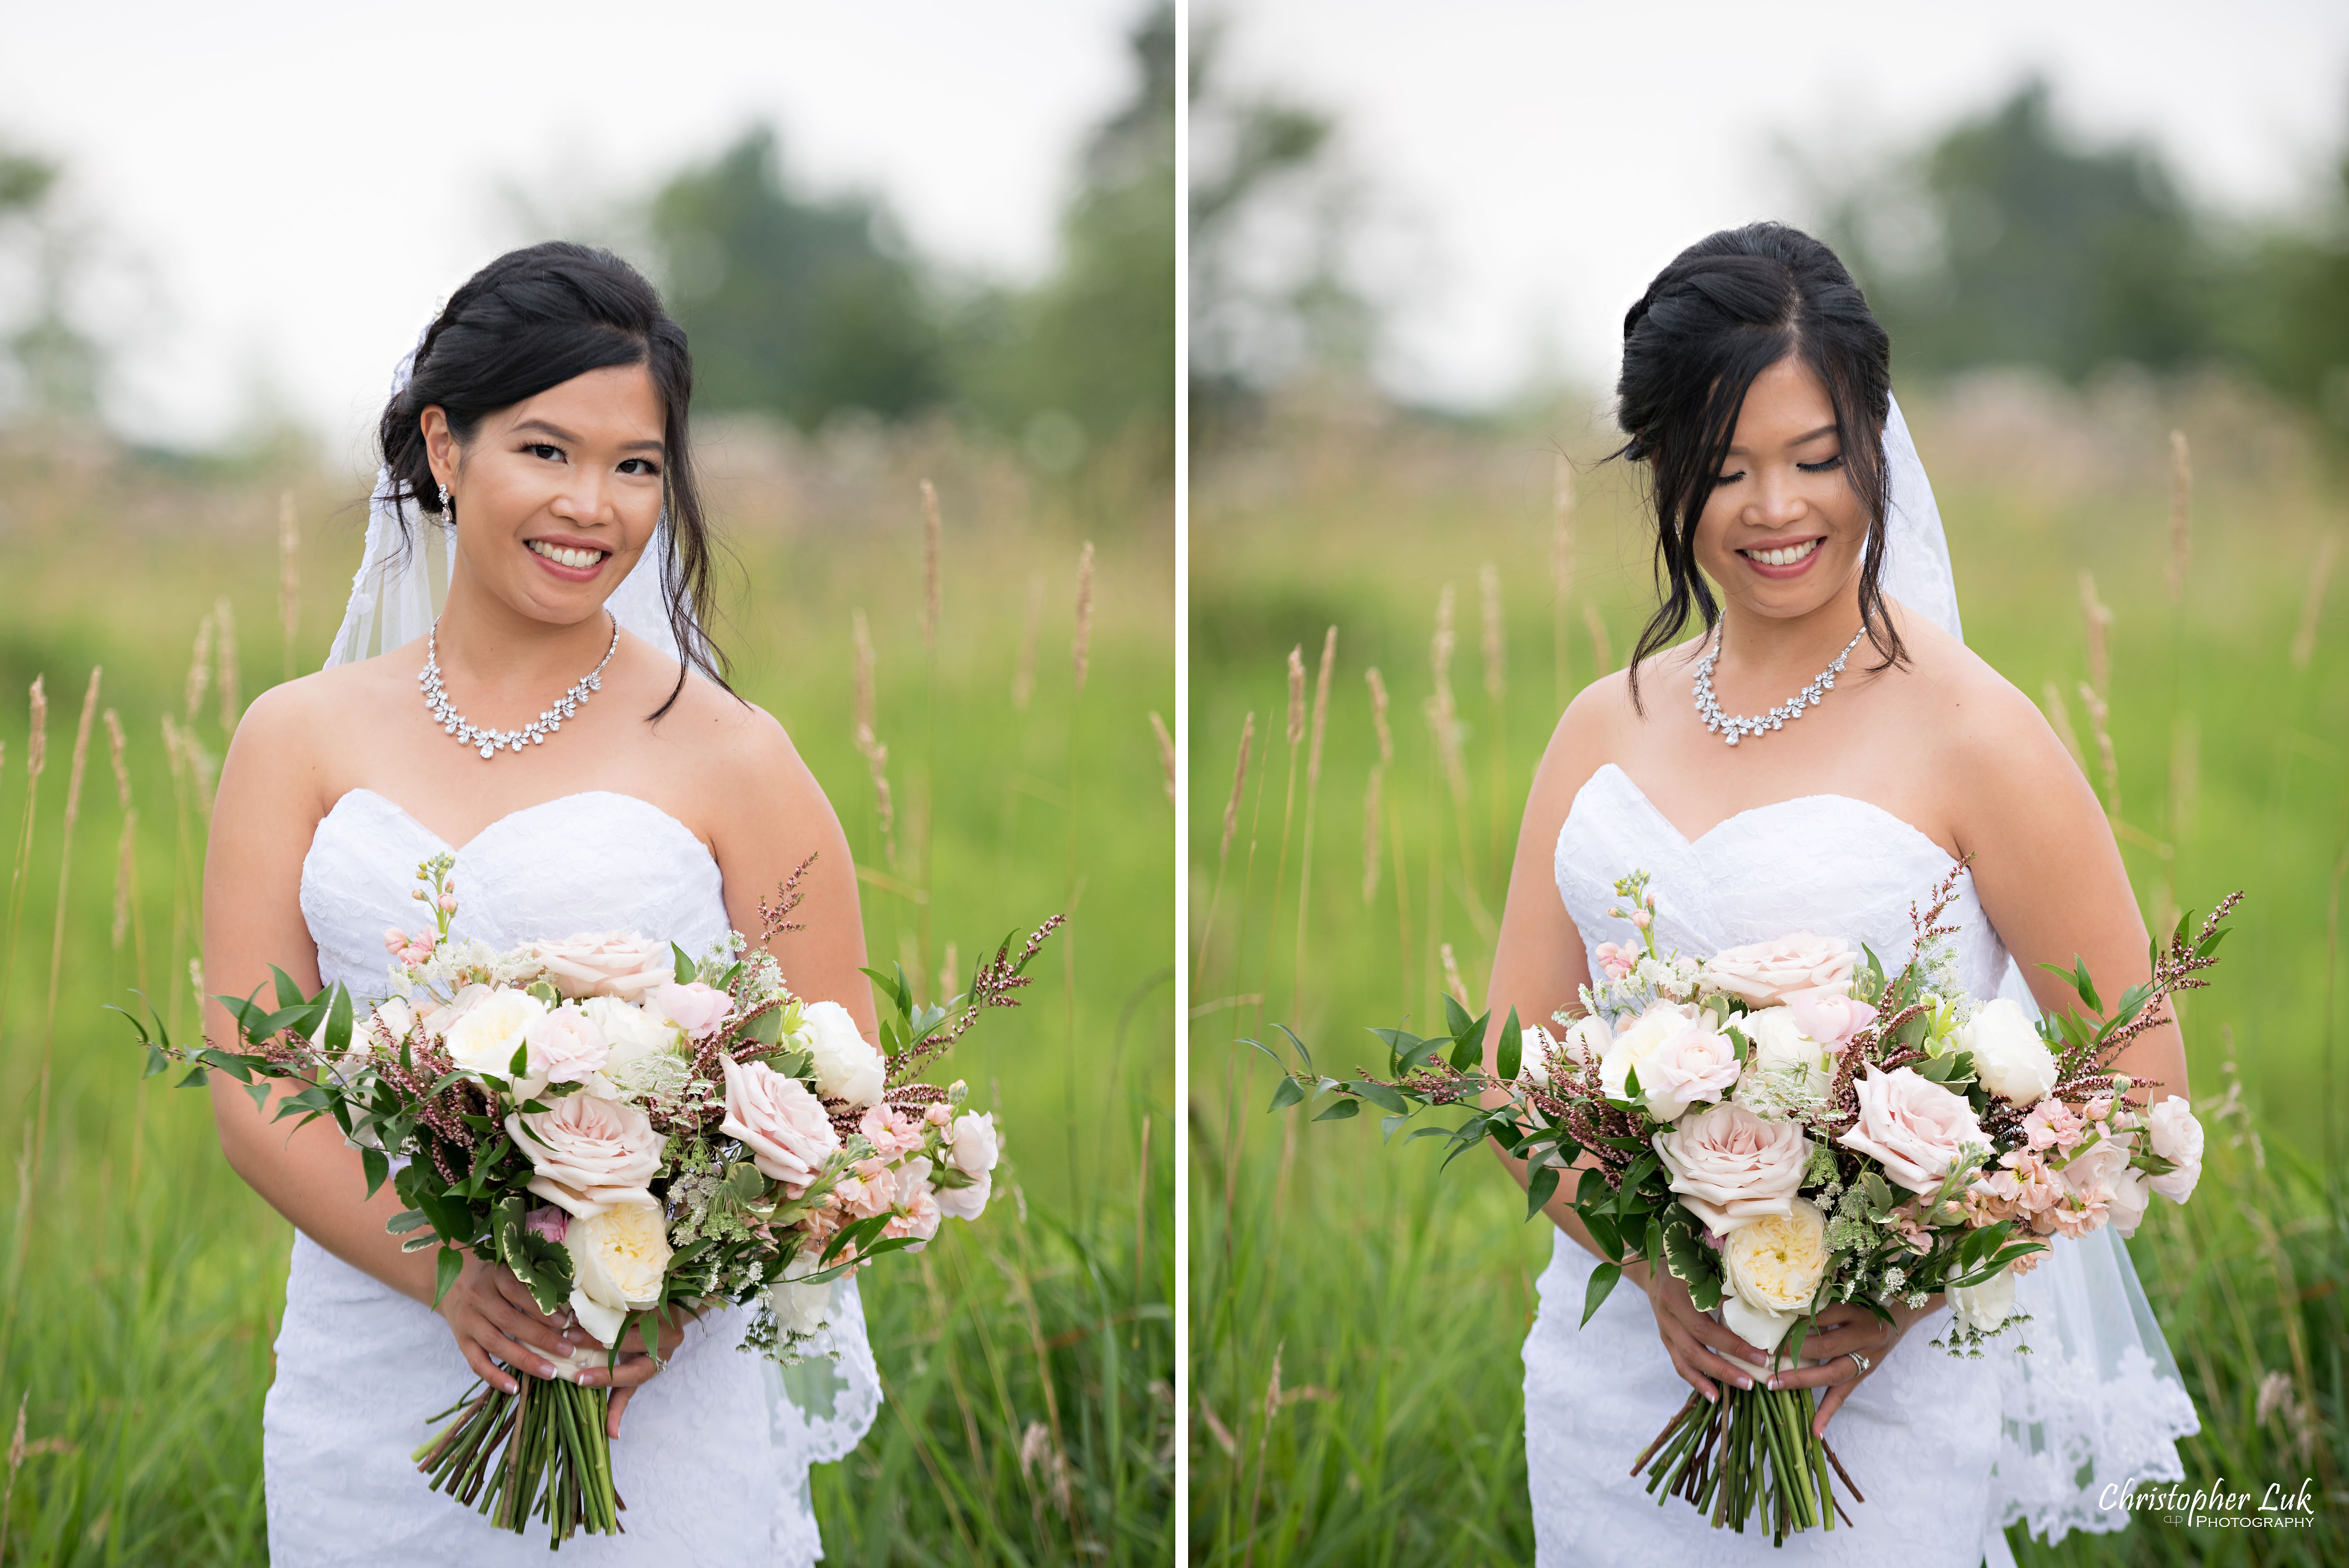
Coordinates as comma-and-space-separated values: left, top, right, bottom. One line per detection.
1218, 0, 2349, 407
0, 0, 1142, 454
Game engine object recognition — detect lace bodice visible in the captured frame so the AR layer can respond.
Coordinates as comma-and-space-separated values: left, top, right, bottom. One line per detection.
1521, 762, 2195, 1566
266, 787, 879, 1565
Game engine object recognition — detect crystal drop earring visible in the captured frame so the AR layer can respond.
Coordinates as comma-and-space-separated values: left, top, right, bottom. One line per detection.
437, 482, 453, 525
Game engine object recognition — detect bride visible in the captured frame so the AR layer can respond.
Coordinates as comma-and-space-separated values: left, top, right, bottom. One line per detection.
1488, 224, 2198, 1565
202, 242, 878, 1562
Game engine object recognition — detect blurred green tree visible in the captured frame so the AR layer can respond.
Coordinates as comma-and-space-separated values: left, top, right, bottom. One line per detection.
1186, 15, 1369, 447
957, 1, 1176, 478
648, 126, 947, 429
0, 143, 103, 422
2228, 147, 2349, 439
1824, 80, 2224, 385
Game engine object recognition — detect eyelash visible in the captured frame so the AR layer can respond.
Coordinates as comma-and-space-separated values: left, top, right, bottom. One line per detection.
1712, 454, 1845, 486
523, 443, 661, 477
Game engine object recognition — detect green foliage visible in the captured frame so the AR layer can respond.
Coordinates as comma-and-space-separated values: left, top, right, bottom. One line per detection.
650, 125, 948, 429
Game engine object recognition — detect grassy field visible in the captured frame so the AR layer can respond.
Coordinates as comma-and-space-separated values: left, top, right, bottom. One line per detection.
0, 416, 1174, 1564
1188, 373, 2349, 1564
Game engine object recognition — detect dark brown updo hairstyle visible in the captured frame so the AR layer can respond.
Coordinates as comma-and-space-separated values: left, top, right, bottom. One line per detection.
376, 241, 727, 720
1612, 221, 1901, 710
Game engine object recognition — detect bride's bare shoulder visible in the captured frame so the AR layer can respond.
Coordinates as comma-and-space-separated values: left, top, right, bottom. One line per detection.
1885, 604, 2077, 784
224, 647, 414, 774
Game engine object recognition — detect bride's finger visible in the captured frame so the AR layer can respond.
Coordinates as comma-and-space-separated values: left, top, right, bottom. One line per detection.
455, 1335, 522, 1396
1665, 1323, 1761, 1391
470, 1325, 561, 1383
1812, 1378, 1859, 1437
486, 1297, 577, 1360
1766, 1352, 1866, 1393
606, 1386, 634, 1440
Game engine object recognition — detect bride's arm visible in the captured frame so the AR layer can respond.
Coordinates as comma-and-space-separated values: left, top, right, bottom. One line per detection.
202, 682, 444, 1295
701, 706, 880, 1043
1481, 681, 1768, 1398
203, 683, 577, 1394
1943, 670, 2187, 1107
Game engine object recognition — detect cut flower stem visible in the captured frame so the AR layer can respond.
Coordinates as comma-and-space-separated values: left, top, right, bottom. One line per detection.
1631, 1381, 1856, 1541
412, 1370, 624, 1545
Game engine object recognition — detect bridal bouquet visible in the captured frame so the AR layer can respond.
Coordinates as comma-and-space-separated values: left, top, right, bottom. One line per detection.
1262, 864, 2234, 1543
129, 852, 1059, 1547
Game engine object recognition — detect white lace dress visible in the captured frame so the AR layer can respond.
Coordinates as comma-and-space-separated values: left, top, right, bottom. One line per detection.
265, 788, 880, 1564
1525, 764, 2198, 1567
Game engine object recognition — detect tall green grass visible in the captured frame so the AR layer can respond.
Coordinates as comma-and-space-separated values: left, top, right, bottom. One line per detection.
1189, 378, 2347, 1564
0, 421, 1174, 1563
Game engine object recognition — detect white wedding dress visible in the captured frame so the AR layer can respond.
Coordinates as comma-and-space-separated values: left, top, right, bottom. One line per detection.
1523, 762, 2198, 1566
264, 786, 880, 1564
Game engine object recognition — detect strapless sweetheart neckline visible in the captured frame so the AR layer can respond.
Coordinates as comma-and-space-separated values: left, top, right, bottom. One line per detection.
317, 785, 717, 866
1577, 761, 1958, 865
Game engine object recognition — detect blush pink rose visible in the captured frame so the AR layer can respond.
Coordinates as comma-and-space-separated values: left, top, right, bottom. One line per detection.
523, 1004, 611, 1085
718, 1056, 839, 1197
505, 1093, 663, 1217
1836, 1066, 1986, 1194
888, 1158, 944, 1247
1652, 1102, 1809, 1236
1631, 1019, 1742, 1122
652, 980, 733, 1040
531, 933, 673, 1001
1702, 932, 1858, 1007
1784, 986, 1875, 1048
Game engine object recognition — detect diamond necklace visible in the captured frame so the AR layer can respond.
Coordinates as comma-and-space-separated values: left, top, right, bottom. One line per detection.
1692, 623, 1866, 747
420, 613, 619, 760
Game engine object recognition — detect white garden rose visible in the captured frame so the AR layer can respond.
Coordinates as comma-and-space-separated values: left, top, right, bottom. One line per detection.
934, 1110, 1001, 1222
1519, 1025, 1558, 1087
1946, 1265, 2018, 1335
1736, 1006, 1836, 1105
2144, 1095, 2204, 1202
800, 1000, 885, 1108
581, 994, 686, 1096
1600, 1003, 1718, 1116
1559, 1014, 1611, 1069
1718, 1197, 1829, 1352
1653, 1101, 1808, 1237
442, 988, 547, 1081
565, 1202, 672, 1349
1959, 998, 2058, 1104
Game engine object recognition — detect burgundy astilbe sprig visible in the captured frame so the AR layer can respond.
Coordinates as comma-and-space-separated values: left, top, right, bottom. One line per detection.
888, 915, 1065, 1080
757, 854, 820, 944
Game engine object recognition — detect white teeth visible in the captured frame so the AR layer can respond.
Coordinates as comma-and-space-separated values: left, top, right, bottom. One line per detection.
1743, 539, 1820, 568
529, 540, 605, 570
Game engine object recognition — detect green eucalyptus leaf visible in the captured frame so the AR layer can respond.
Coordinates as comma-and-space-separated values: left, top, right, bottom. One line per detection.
1268, 1075, 1306, 1112
1526, 1162, 1561, 1220
1313, 1096, 1361, 1123
431, 1246, 463, 1307
1580, 1262, 1622, 1327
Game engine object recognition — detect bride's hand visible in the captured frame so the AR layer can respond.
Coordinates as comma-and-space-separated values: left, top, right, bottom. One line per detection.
599, 1304, 697, 1439
1643, 1271, 1770, 1401
435, 1256, 579, 1394
1766, 1298, 1937, 1436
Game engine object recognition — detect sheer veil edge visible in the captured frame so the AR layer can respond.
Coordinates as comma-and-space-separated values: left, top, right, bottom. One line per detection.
1884, 395, 2198, 1561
